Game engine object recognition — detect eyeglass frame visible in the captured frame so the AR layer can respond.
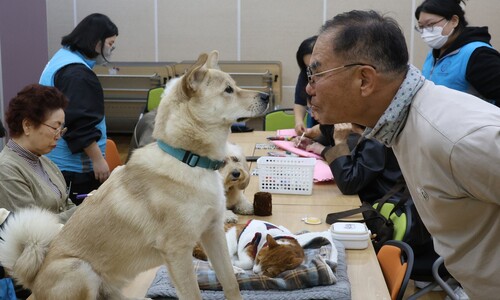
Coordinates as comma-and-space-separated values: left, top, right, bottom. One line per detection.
306, 63, 377, 85
414, 17, 446, 34
42, 123, 67, 137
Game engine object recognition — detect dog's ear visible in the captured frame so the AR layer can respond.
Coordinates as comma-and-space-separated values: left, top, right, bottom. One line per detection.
206, 50, 220, 70
182, 53, 209, 98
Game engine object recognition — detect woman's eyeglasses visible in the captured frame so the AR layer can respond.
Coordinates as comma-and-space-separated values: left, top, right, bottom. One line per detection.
42, 123, 67, 137
414, 17, 446, 33
306, 63, 376, 85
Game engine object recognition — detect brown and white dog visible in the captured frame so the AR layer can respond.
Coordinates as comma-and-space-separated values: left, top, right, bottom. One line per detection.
221, 143, 253, 223
0, 51, 268, 300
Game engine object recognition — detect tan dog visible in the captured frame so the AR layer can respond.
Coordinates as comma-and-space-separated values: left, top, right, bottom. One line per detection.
0, 51, 268, 300
222, 142, 253, 223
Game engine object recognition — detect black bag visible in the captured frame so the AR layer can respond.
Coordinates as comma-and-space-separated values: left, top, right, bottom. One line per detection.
326, 179, 431, 253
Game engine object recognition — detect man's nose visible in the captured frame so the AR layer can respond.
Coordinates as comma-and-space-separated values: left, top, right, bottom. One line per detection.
305, 83, 315, 97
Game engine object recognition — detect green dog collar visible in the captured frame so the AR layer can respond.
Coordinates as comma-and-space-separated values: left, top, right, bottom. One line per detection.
157, 140, 224, 171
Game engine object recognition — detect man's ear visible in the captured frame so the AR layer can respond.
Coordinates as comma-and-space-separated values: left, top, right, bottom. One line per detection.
359, 66, 377, 97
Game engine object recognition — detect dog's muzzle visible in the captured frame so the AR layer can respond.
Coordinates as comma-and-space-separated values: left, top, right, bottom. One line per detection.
231, 170, 241, 180
259, 92, 270, 104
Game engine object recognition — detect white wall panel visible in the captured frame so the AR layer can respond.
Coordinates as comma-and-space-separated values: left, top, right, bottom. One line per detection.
45, 0, 500, 108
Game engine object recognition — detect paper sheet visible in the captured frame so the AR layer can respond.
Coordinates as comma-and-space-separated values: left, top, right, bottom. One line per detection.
314, 160, 334, 182
276, 128, 297, 137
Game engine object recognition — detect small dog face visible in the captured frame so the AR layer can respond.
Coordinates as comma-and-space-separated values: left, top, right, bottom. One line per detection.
221, 143, 253, 222
221, 155, 250, 192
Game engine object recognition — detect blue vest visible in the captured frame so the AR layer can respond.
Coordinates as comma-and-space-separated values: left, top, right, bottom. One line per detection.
422, 41, 495, 104
39, 48, 106, 173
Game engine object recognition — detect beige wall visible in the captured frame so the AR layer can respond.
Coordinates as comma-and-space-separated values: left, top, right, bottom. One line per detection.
46, 0, 500, 108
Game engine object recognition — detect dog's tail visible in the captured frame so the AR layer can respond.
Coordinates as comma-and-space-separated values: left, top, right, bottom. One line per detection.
0, 207, 62, 288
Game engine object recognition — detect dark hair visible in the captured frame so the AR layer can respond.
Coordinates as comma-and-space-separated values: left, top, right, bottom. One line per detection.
415, 0, 468, 29
296, 35, 318, 71
61, 13, 118, 59
6, 84, 68, 138
320, 10, 409, 75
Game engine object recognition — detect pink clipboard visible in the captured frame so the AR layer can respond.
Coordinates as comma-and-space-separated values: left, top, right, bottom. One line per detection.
270, 140, 323, 159
270, 140, 333, 182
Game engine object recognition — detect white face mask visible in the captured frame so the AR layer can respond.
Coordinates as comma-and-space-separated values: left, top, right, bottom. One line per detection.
103, 45, 115, 60
95, 45, 115, 65
420, 21, 454, 49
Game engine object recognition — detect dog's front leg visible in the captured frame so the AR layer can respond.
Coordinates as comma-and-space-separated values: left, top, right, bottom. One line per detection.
163, 250, 202, 300
200, 225, 243, 300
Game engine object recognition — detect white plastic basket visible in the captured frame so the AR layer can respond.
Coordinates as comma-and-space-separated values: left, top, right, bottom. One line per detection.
257, 156, 315, 195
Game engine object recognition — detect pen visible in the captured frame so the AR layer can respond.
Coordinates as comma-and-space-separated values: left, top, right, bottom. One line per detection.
267, 136, 296, 141
295, 132, 305, 147
76, 193, 93, 200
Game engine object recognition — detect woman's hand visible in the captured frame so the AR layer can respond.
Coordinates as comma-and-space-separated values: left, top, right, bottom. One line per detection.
295, 122, 306, 136
294, 136, 314, 150
84, 142, 111, 183
93, 157, 110, 183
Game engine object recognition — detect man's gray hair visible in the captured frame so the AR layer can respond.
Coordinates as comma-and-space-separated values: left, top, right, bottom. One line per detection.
320, 10, 409, 74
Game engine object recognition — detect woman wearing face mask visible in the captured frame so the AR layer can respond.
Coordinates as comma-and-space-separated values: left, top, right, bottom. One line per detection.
39, 13, 118, 205
415, 0, 500, 107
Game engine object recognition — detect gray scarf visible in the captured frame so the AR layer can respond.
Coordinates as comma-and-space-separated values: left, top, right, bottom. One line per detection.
364, 64, 425, 146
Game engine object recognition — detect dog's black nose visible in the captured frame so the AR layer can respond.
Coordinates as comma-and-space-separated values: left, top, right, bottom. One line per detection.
231, 170, 241, 178
259, 92, 269, 103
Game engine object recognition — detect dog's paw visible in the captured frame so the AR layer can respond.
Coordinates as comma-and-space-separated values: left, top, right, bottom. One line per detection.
224, 209, 239, 223
233, 200, 254, 215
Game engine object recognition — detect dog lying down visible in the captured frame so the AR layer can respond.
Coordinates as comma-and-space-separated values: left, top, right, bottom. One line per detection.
0, 51, 269, 300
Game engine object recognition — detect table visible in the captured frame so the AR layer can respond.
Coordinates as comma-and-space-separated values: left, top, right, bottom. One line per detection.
123, 131, 390, 299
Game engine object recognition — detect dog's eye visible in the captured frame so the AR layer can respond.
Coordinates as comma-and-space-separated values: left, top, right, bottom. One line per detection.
224, 86, 234, 94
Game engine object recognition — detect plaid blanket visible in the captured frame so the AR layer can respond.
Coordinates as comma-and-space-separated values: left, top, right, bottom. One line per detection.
147, 233, 351, 300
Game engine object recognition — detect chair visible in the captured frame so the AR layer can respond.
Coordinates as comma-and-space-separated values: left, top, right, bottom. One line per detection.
407, 241, 458, 300
105, 139, 123, 172
374, 199, 458, 299
146, 86, 164, 113
263, 108, 298, 131
377, 240, 414, 300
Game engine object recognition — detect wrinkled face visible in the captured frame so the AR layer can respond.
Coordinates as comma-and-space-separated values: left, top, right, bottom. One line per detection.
305, 32, 364, 125
25, 109, 65, 156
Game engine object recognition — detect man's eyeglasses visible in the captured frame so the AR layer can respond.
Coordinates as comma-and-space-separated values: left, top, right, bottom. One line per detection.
414, 17, 446, 33
306, 63, 376, 85
42, 123, 67, 137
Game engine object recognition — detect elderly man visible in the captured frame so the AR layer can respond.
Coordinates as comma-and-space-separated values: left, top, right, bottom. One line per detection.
306, 10, 500, 299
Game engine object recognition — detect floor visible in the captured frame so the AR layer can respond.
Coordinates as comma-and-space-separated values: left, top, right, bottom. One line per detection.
108, 133, 447, 300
